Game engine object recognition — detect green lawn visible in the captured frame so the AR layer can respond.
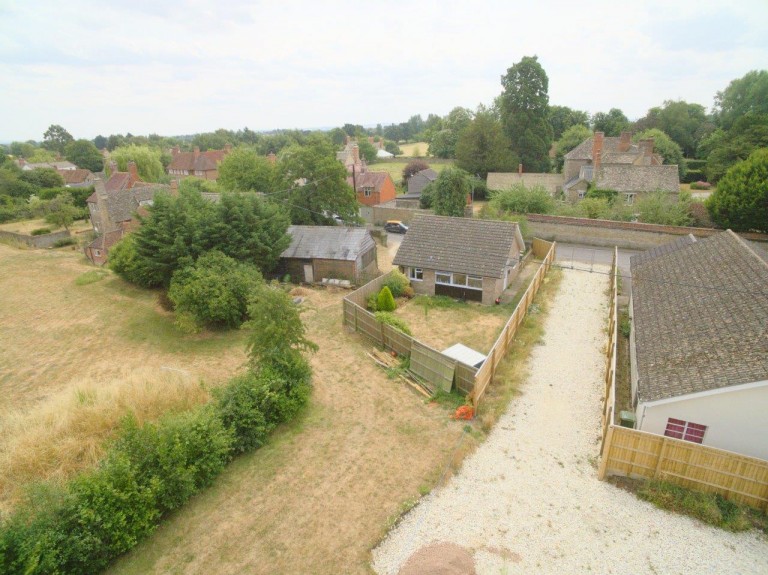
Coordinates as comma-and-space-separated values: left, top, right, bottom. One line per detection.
364, 160, 453, 186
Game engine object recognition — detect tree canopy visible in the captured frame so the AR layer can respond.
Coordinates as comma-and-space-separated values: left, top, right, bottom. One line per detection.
633, 128, 686, 179
633, 100, 708, 158
42, 124, 74, 154
549, 105, 590, 140
706, 148, 768, 233
455, 112, 518, 178
64, 139, 104, 172
111, 145, 166, 182
431, 167, 470, 217
218, 148, 276, 193
591, 108, 630, 137
276, 138, 357, 225
714, 70, 768, 131
500, 55, 553, 172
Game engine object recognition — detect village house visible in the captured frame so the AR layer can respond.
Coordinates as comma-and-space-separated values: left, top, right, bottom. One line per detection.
167, 145, 231, 181
562, 131, 679, 203
348, 171, 396, 207
57, 168, 96, 188
628, 231, 768, 460
278, 225, 378, 284
393, 215, 525, 305
16, 159, 77, 171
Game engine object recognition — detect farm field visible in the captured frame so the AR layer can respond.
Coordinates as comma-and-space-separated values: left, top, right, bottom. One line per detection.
365, 160, 452, 185
396, 142, 430, 157
0, 243, 469, 574
0, 216, 93, 235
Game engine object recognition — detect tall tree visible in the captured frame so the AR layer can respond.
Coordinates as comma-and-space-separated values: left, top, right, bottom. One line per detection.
548, 105, 590, 140
110, 145, 165, 182
500, 55, 553, 172
634, 101, 708, 157
591, 108, 630, 136
64, 139, 104, 172
706, 148, 768, 233
42, 124, 74, 154
714, 70, 768, 131
455, 112, 518, 178
44, 192, 80, 231
432, 167, 470, 217
218, 148, 276, 193
276, 138, 357, 225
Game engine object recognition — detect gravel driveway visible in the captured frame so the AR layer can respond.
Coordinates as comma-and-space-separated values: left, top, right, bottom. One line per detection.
373, 268, 768, 574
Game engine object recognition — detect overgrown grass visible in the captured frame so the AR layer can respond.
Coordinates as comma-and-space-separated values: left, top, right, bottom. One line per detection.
636, 479, 767, 533
474, 269, 563, 433
75, 269, 110, 286
0, 369, 211, 512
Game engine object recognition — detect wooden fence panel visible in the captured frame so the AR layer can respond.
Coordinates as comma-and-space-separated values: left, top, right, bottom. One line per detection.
382, 324, 412, 357
410, 340, 456, 394
600, 426, 768, 510
455, 362, 478, 395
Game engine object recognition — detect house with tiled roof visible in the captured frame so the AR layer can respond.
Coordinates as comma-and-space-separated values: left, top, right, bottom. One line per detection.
629, 230, 768, 459
562, 131, 679, 203
278, 225, 378, 284
17, 159, 77, 171
86, 162, 144, 233
347, 170, 396, 206
167, 145, 231, 181
393, 215, 525, 305
57, 168, 96, 188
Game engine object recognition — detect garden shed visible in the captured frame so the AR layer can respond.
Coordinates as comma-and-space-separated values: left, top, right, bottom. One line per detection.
279, 225, 378, 284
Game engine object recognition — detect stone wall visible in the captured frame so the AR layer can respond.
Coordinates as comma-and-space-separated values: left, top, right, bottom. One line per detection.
0, 229, 72, 248
526, 214, 768, 250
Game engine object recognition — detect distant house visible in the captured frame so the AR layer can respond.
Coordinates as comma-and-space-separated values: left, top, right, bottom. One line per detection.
57, 168, 96, 188
17, 159, 77, 171
563, 131, 679, 203
393, 215, 525, 305
167, 145, 231, 181
348, 171, 396, 206
406, 168, 437, 197
337, 141, 365, 174
629, 230, 768, 460
278, 225, 378, 284
86, 162, 145, 233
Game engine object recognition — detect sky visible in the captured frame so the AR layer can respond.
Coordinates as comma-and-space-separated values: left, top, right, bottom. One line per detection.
1, 0, 767, 143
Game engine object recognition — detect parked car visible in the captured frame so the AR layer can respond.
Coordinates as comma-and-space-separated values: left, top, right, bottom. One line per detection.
384, 220, 409, 234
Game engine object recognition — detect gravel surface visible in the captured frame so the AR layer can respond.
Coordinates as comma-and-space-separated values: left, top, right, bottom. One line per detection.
372, 268, 768, 575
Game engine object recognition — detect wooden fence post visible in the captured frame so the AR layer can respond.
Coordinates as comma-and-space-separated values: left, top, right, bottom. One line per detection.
654, 438, 669, 479
598, 425, 614, 480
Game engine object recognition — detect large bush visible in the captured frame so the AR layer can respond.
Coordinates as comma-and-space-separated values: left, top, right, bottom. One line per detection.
384, 269, 410, 298
489, 183, 555, 214
706, 148, 768, 232
376, 286, 396, 312
168, 251, 263, 330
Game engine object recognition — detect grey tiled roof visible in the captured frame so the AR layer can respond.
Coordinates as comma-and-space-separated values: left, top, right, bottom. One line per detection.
596, 164, 679, 193
393, 215, 520, 278
631, 230, 768, 403
630, 234, 697, 268
282, 226, 375, 261
563, 136, 640, 161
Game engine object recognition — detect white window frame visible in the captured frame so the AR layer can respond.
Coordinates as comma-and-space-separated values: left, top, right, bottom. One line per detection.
435, 271, 482, 290
408, 267, 423, 281
363, 187, 373, 197
664, 418, 707, 444
625, 193, 636, 205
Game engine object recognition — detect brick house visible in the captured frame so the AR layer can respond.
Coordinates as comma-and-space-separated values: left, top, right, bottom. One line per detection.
167, 145, 231, 181
348, 171, 396, 206
629, 231, 768, 460
563, 131, 679, 203
278, 225, 378, 284
393, 215, 525, 305
57, 168, 97, 188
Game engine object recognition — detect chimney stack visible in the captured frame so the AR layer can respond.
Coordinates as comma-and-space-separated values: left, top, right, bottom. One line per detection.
352, 144, 360, 165
171, 145, 180, 156
109, 160, 118, 175
127, 161, 139, 187
594, 151, 602, 175
619, 131, 631, 153
193, 146, 200, 159
94, 179, 112, 234
267, 152, 277, 165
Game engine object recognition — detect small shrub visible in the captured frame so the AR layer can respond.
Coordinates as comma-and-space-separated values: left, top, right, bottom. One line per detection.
366, 292, 378, 312
402, 286, 415, 299
690, 181, 712, 190
75, 270, 108, 286
375, 311, 412, 335
619, 312, 631, 338
31, 227, 52, 236
377, 286, 396, 312
52, 237, 77, 248
384, 269, 410, 297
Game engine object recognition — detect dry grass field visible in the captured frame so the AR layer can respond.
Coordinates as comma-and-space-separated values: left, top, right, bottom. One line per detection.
365, 160, 451, 185
0, 217, 93, 235
397, 142, 430, 157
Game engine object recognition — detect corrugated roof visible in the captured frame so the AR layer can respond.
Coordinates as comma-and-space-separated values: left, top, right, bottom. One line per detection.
631, 230, 768, 403
393, 215, 520, 278
282, 226, 375, 261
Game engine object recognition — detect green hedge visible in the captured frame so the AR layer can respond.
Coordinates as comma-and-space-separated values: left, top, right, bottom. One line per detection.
681, 169, 705, 184
0, 356, 311, 574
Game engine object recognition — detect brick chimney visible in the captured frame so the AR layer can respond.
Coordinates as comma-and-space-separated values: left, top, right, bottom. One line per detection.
352, 145, 360, 165
171, 145, 180, 156
592, 132, 604, 174
619, 131, 631, 153
267, 152, 277, 165
109, 160, 118, 175
127, 161, 139, 187
594, 151, 602, 175
94, 179, 112, 234
518, 163, 523, 175
642, 138, 654, 158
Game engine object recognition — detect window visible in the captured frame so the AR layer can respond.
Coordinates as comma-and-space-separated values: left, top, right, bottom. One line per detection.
625, 193, 636, 205
664, 418, 707, 444
578, 191, 586, 199
435, 271, 482, 290
363, 187, 373, 197
408, 267, 423, 281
